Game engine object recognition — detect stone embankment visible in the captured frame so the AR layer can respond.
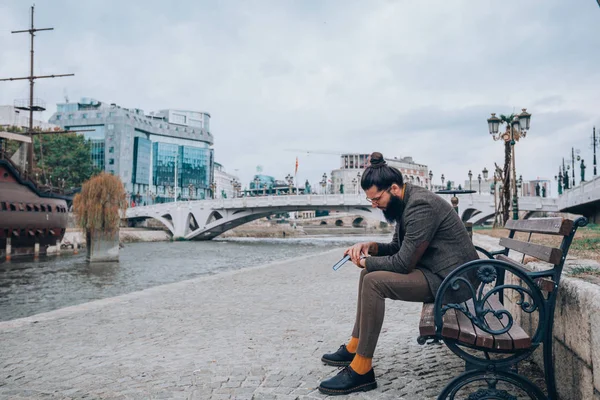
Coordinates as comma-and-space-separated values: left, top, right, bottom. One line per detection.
474, 234, 600, 400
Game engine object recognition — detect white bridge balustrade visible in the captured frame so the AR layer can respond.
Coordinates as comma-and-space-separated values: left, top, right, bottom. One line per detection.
558, 174, 600, 212
124, 189, 600, 240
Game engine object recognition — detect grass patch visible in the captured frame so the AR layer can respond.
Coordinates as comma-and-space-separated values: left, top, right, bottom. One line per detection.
570, 237, 600, 251
569, 266, 600, 276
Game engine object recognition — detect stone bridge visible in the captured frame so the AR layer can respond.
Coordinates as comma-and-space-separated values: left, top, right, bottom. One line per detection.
125, 193, 564, 240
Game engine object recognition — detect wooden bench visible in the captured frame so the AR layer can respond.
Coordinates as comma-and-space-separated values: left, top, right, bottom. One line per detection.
417, 216, 588, 400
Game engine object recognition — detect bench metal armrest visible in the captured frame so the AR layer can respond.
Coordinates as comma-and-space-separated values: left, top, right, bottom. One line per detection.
474, 246, 507, 259
433, 259, 547, 342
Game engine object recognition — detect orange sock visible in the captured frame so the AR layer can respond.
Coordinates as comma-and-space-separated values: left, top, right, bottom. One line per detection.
350, 354, 372, 375
346, 337, 359, 354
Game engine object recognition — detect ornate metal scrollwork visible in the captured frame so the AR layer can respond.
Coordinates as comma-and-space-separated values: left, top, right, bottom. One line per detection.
441, 264, 538, 336
467, 388, 517, 400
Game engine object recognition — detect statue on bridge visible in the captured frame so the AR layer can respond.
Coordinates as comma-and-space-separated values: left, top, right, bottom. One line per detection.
305, 179, 311, 195
542, 185, 546, 198
581, 159, 586, 183
535, 182, 541, 197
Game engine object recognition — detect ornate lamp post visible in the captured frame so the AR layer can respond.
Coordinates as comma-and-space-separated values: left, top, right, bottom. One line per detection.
477, 173, 482, 194
468, 170, 473, 191
320, 173, 327, 195
285, 174, 294, 195
568, 147, 581, 187
428, 170, 433, 190
441, 174, 445, 188
352, 177, 357, 194
253, 177, 260, 196
555, 170, 563, 195
487, 108, 531, 220
592, 126, 597, 177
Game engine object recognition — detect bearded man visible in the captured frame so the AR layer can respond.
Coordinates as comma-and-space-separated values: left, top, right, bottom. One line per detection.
318, 152, 479, 396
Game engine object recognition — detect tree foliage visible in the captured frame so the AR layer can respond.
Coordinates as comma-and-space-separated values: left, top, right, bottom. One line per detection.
73, 173, 127, 234
2, 126, 99, 188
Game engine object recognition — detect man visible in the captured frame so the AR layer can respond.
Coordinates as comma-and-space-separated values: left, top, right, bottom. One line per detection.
318, 152, 479, 396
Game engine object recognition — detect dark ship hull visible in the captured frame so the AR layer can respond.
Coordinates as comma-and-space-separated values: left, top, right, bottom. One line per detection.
0, 160, 69, 261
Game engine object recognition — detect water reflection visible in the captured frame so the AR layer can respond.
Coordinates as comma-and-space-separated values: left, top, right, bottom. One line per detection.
0, 234, 391, 321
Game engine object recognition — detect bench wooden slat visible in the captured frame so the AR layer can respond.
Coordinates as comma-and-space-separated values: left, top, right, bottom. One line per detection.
419, 303, 435, 337
441, 308, 460, 340
465, 300, 494, 349
487, 295, 531, 350
496, 255, 556, 292
455, 305, 477, 345
498, 237, 563, 265
504, 218, 573, 236
481, 301, 513, 350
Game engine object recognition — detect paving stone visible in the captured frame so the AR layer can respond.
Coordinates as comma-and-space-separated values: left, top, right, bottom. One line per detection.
0, 248, 545, 399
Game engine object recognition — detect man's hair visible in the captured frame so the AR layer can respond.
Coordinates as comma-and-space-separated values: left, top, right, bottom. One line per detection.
361, 152, 404, 191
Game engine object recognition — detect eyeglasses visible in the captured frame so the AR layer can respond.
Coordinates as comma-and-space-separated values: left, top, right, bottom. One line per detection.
366, 188, 390, 204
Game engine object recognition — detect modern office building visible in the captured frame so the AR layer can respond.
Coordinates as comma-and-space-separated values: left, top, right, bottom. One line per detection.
330, 154, 429, 194
48, 98, 214, 203
214, 162, 239, 199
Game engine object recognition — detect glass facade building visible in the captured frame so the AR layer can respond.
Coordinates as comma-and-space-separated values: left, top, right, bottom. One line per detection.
49, 98, 214, 203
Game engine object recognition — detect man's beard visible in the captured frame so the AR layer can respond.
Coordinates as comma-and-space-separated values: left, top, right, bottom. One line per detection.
382, 193, 405, 223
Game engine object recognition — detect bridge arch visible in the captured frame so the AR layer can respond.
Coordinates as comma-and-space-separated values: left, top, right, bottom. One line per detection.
352, 217, 366, 228
335, 219, 344, 227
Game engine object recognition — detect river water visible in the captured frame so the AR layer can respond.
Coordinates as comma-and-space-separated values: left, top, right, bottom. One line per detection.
0, 234, 391, 322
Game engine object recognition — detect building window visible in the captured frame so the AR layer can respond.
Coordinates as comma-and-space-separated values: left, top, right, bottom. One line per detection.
82, 113, 87, 119
109, 147, 114, 153
109, 158, 114, 165
108, 124, 114, 130
68, 114, 74, 120
96, 113, 102, 118
56, 115, 61, 120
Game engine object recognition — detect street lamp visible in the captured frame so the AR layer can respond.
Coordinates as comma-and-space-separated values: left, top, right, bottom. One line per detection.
320, 173, 327, 195
285, 174, 294, 195
468, 170, 473, 191
352, 177, 357, 194
210, 181, 217, 199
428, 170, 433, 190
477, 173, 482, 194
487, 108, 532, 220
482, 167, 488, 180
568, 147, 581, 186
518, 175, 523, 197
441, 174, 445, 188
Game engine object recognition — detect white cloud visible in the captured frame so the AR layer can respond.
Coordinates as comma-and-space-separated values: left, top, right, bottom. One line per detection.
1, 0, 600, 190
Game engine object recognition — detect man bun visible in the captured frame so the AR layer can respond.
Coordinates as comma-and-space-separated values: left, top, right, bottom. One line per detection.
361, 151, 404, 190
369, 152, 387, 169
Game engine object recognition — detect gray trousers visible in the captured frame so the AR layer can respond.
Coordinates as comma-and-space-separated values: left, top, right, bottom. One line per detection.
351, 268, 433, 358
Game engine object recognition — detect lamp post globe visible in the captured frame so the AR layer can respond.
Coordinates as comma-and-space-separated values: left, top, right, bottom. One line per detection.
487, 113, 501, 135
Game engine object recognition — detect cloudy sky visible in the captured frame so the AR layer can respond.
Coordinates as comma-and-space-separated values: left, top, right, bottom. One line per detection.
1, 0, 600, 193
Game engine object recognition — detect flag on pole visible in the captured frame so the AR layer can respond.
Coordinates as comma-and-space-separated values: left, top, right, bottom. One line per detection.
295, 157, 299, 174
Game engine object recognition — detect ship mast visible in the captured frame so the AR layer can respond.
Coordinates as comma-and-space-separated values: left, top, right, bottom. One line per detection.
0, 5, 74, 180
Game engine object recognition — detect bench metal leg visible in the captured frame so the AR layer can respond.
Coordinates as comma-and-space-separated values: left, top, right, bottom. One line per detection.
543, 327, 558, 400
437, 369, 547, 400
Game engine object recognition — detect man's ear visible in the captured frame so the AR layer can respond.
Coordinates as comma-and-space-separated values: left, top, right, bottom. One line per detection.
390, 183, 401, 195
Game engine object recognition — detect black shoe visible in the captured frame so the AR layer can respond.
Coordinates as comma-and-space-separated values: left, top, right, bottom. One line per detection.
318, 366, 377, 396
321, 344, 355, 367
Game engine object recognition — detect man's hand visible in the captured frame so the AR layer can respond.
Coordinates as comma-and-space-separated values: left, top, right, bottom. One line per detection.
344, 242, 372, 267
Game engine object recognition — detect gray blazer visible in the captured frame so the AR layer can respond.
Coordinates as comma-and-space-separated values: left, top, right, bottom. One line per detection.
365, 183, 479, 303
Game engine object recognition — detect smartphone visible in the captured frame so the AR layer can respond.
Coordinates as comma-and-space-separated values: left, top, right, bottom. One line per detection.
332, 254, 351, 271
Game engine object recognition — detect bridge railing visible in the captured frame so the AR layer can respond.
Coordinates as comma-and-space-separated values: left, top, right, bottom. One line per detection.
558, 174, 600, 210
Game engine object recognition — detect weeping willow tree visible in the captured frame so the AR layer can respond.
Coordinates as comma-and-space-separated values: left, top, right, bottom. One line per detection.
73, 173, 127, 235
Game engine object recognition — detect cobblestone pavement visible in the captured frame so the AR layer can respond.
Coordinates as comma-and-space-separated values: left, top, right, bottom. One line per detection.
0, 248, 541, 399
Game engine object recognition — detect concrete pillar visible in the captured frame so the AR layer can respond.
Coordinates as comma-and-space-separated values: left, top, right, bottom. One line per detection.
56, 239, 61, 255
34, 240, 40, 259
5, 237, 11, 261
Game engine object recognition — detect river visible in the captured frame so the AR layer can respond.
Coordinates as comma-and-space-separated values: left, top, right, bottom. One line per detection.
0, 234, 391, 321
